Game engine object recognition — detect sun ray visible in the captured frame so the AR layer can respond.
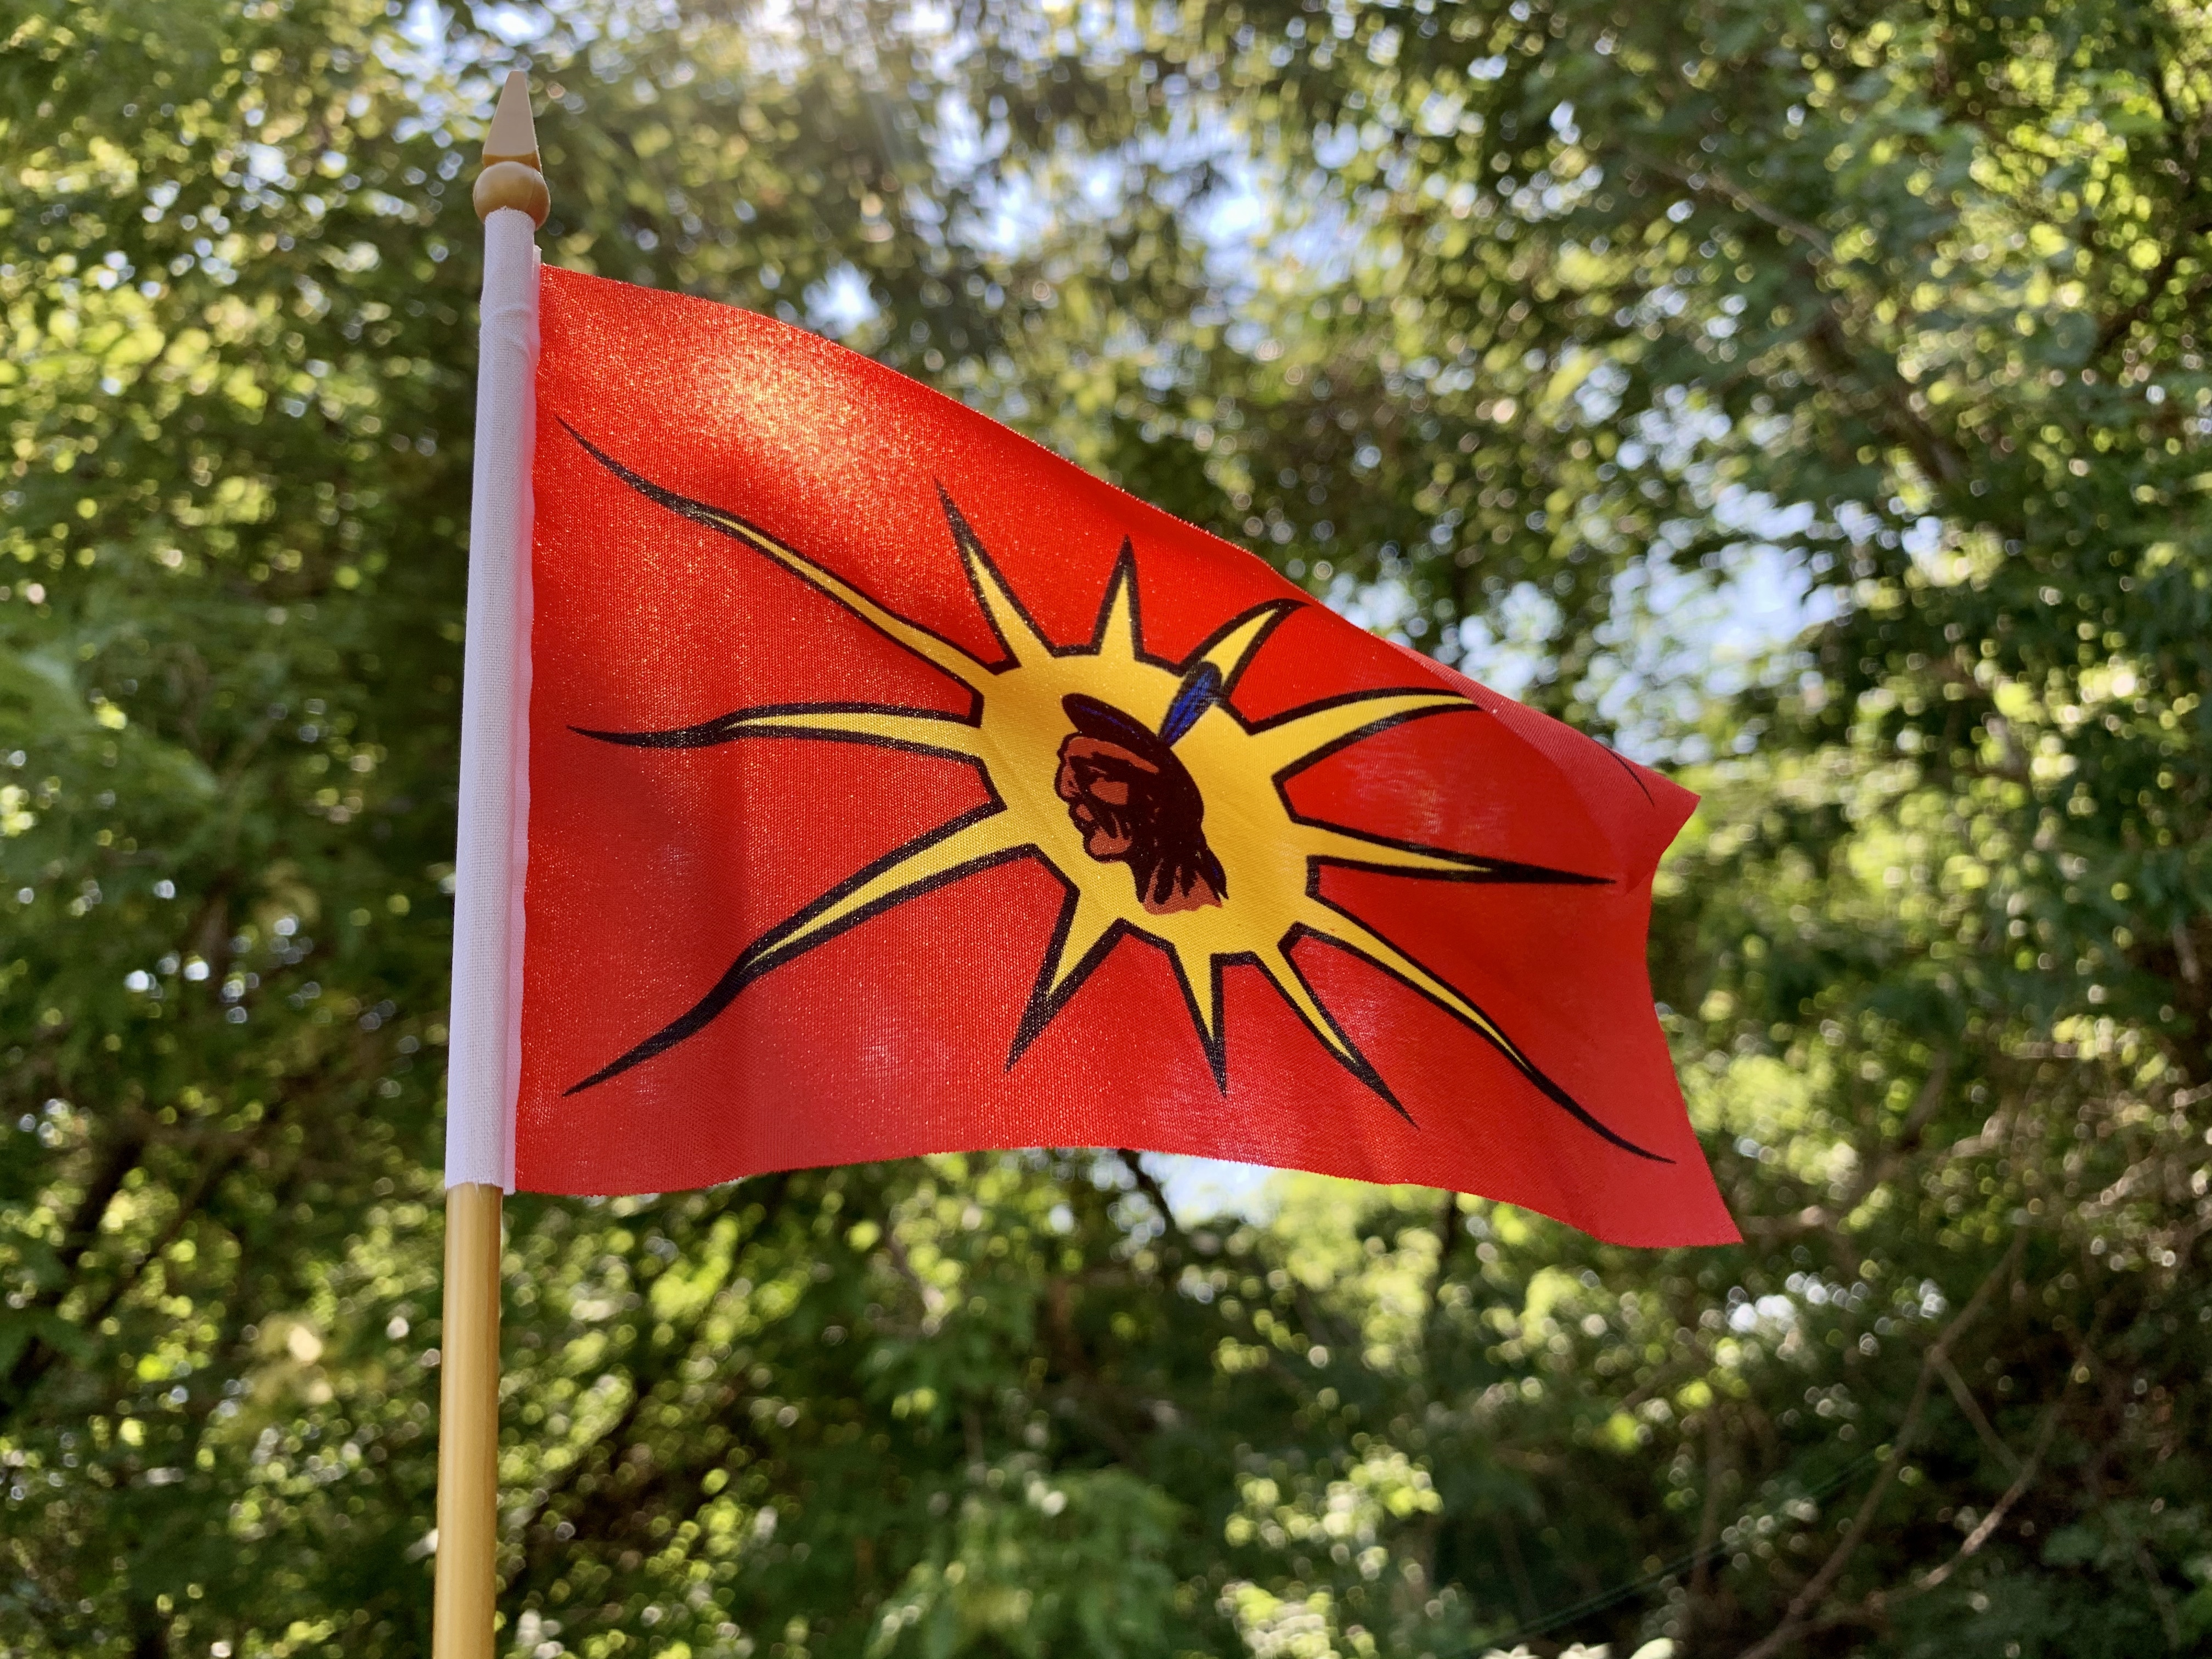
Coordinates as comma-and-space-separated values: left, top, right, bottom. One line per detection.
1295, 899, 1668, 1160
1246, 691, 1470, 774
1043, 891, 1121, 998
566, 809, 1034, 1094
580, 705, 985, 763
712, 707, 984, 760
937, 488, 1050, 669
567, 425, 992, 692
1199, 606, 1290, 689
1293, 825, 1506, 879
1291, 823, 1609, 885
698, 514, 991, 691
1097, 552, 1142, 662
1297, 896, 1516, 1053
1170, 939, 1221, 1043
1007, 887, 1127, 1068
965, 551, 1042, 668
753, 810, 1031, 972
1252, 939, 1360, 1068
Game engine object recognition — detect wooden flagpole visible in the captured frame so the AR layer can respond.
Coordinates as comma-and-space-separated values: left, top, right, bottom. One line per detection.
433, 1182, 505, 1658
435, 71, 548, 1659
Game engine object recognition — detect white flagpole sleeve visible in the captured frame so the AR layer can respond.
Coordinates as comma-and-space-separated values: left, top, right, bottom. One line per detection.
444, 206, 538, 1192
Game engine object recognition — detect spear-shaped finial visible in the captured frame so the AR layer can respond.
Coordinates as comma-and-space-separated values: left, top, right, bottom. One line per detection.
473, 70, 550, 225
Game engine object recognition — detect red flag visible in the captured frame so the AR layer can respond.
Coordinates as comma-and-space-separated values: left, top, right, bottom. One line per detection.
511, 267, 1736, 1246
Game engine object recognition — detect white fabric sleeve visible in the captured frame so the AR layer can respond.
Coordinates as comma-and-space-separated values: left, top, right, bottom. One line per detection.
444, 209, 539, 1191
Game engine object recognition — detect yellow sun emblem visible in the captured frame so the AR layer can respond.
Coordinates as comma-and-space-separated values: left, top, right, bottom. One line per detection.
562, 427, 1664, 1160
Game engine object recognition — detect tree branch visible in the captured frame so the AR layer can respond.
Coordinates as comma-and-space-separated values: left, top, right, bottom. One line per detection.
1910, 1396, 2062, 1595
1115, 1148, 1190, 1260
0, 1116, 152, 1417
1629, 153, 1837, 262
1734, 1230, 2027, 1659
1932, 1347, 2021, 1477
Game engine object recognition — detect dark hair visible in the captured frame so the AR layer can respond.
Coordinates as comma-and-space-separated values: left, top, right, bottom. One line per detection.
1063, 693, 1163, 757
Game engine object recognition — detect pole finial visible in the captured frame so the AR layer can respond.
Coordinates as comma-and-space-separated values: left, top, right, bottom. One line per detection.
474, 70, 550, 225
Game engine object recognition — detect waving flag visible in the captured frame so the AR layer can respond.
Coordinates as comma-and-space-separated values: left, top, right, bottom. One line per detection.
493, 266, 1733, 1246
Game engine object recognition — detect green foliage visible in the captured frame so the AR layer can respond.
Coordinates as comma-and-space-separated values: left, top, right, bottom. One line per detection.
2, 1, 2208, 1656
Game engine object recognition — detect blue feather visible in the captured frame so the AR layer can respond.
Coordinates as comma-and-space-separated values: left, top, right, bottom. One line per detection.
1159, 663, 1222, 746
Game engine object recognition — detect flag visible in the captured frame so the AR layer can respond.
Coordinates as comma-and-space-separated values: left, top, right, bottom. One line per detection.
506, 266, 1736, 1246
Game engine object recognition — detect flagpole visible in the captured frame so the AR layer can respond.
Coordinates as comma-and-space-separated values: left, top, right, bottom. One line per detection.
434, 1181, 505, 1658
436, 70, 548, 1659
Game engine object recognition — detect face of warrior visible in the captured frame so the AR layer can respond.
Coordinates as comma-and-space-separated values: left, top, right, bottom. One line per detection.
1054, 695, 1226, 915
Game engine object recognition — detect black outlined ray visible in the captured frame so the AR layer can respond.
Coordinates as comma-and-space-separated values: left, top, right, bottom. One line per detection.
565, 806, 1026, 1093
1006, 871, 1233, 1093
1288, 905, 1669, 1163
561, 421, 992, 710
574, 703, 980, 763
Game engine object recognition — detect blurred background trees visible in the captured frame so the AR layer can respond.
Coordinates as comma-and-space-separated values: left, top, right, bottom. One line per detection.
2, 0, 2207, 1654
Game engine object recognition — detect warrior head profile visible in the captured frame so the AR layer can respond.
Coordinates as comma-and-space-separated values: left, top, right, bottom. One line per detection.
1054, 670, 1227, 916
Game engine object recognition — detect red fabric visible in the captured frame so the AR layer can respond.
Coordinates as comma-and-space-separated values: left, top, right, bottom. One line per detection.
515, 266, 1736, 1246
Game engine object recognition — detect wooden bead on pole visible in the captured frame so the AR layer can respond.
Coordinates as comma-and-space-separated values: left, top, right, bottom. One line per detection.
473, 68, 550, 225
